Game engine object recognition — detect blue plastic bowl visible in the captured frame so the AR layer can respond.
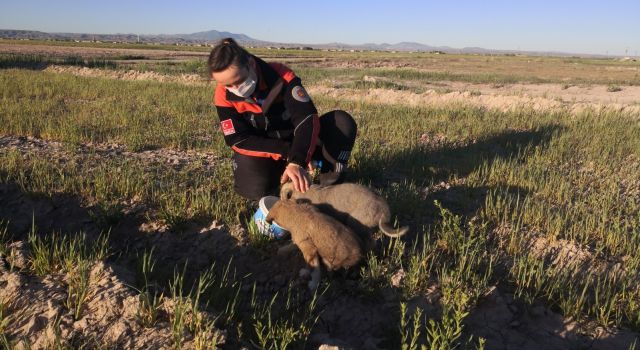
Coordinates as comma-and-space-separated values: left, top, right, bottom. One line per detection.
253, 196, 288, 239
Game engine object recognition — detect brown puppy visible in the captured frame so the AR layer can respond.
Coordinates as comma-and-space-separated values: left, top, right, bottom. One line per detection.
265, 199, 362, 289
280, 182, 409, 238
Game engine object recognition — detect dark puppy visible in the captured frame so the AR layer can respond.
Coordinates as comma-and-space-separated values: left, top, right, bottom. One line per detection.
280, 182, 409, 238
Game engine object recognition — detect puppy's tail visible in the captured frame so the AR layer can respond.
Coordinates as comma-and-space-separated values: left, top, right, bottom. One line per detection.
379, 218, 409, 238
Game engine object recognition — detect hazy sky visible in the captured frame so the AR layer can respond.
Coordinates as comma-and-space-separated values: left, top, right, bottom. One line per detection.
1, 0, 638, 55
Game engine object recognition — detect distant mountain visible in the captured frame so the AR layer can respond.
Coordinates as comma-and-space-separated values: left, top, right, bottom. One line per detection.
1, 29, 138, 42
0, 29, 610, 57
0, 29, 263, 45
178, 30, 254, 42
150, 30, 266, 45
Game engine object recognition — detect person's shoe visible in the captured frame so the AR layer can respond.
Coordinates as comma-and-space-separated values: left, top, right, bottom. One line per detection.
252, 196, 288, 239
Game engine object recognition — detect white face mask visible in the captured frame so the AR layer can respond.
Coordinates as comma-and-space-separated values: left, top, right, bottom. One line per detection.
227, 67, 257, 98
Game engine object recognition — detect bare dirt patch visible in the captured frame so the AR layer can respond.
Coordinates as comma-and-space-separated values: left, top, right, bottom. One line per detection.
1, 260, 224, 349
36, 64, 640, 115
44, 65, 208, 85
308, 86, 640, 116
0, 134, 222, 172
465, 285, 639, 350
0, 43, 207, 60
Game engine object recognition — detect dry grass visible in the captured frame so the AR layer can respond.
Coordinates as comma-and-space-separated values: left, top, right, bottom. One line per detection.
1, 45, 639, 348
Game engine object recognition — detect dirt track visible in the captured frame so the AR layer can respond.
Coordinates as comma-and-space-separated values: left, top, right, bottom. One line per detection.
42, 64, 640, 116
0, 43, 208, 59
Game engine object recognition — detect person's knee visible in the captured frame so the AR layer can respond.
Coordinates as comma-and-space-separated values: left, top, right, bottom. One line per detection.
234, 184, 271, 201
316, 110, 357, 180
330, 110, 357, 137
319, 110, 357, 144
232, 154, 283, 201
234, 172, 280, 200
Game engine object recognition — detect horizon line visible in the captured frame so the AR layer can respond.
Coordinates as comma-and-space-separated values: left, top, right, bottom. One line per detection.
1, 27, 636, 58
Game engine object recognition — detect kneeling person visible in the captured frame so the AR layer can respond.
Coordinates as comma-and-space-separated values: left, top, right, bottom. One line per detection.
209, 38, 357, 200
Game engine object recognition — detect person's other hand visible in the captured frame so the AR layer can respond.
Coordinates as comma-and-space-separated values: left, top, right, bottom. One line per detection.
280, 163, 311, 193
307, 162, 315, 172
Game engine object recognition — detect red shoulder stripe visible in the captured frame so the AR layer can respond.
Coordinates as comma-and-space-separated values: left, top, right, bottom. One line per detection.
269, 62, 296, 83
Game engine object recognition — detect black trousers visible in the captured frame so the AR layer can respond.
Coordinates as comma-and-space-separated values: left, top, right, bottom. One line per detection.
232, 110, 357, 200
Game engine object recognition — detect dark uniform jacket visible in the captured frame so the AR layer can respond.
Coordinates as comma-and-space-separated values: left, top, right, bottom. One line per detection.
213, 56, 320, 167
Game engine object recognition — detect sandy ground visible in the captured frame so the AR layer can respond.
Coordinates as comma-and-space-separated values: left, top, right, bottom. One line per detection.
1, 259, 225, 349
44, 65, 208, 85
0, 43, 208, 59
308, 85, 640, 116
37, 65, 640, 117
424, 80, 640, 105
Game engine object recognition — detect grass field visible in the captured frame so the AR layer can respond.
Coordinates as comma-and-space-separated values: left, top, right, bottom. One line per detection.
0, 43, 639, 349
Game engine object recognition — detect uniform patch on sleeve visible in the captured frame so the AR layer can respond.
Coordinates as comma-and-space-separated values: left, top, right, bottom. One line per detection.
221, 119, 236, 136
292, 86, 311, 103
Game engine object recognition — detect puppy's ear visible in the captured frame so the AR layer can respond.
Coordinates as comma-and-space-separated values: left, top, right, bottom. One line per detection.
280, 182, 294, 200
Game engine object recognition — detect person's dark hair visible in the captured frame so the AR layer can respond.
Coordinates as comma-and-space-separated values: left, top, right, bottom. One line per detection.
208, 38, 251, 75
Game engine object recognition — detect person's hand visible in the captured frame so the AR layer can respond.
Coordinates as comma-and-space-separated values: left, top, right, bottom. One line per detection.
280, 163, 311, 193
